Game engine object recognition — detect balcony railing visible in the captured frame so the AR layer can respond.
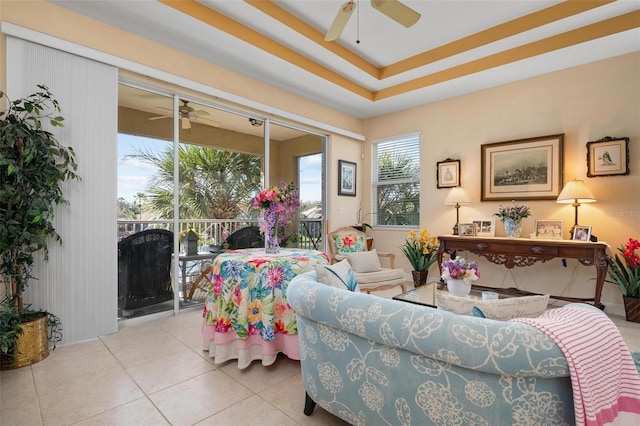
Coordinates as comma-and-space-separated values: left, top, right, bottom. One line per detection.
117, 218, 324, 250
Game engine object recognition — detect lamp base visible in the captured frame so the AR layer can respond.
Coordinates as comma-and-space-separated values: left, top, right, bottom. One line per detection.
452, 224, 459, 235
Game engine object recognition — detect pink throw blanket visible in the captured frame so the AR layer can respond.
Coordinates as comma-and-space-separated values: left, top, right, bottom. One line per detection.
512, 306, 640, 426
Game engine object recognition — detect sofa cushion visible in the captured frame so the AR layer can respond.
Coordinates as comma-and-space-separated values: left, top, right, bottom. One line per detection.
346, 249, 382, 273
332, 234, 366, 254
315, 260, 360, 292
436, 293, 550, 320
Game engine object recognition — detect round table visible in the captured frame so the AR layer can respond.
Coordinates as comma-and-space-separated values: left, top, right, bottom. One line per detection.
202, 248, 329, 368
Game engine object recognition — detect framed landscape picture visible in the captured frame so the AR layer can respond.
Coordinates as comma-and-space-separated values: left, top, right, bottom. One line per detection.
338, 160, 356, 196
586, 136, 630, 177
481, 134, 564, 201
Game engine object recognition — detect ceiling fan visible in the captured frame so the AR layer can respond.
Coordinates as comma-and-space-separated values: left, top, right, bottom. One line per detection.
325, 0, 421, 41
149, 100, 220, 129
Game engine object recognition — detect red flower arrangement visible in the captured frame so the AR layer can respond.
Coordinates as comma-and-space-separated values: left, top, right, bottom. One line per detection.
607, 238, 640, 298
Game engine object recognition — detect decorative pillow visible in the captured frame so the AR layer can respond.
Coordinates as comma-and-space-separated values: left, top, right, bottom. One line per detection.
332, 234, 366, 254
436, 293, 550, 321
315, 260, 360, 292
345, 249, 382, 273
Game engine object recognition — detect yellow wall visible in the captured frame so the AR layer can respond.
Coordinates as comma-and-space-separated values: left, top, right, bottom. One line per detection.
363, 52, 640, 312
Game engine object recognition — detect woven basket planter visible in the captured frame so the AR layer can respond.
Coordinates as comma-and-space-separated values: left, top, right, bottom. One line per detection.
623, 296, 640, 323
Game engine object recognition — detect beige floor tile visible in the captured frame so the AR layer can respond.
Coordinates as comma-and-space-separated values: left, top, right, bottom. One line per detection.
219, 354, 301, 393
36, 366, 144, 425
127, 348, 215, 394
74, 397, 170, 426
149, 369, 253, 426
0, 398, 42, 426
0, 367, 37, 409
196, 394, 298, 426
259, 373, 349, 425
105, 330, 188, 369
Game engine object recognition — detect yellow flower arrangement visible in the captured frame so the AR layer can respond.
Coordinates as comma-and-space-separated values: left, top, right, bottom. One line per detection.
400, 229, 439, 272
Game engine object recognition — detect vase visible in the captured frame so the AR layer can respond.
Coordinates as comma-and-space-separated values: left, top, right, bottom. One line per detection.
623, 296, 640, 323
412, 270, 429, 288
265, 221, 280, 254
503, 218, 522, 238
447, 278, 471, 297
0, 313, 49, 370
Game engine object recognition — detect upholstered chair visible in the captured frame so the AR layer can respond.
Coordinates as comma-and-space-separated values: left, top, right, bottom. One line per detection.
327, 226, 407, 294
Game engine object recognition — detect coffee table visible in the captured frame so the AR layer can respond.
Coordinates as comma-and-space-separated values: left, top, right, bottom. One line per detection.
393, 282, 515, 308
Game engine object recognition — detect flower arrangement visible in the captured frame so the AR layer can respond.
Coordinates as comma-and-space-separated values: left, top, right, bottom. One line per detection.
494, 201, 531, 222
400, 229, 439, 272
252, 182, 299, 251
607, 238, 640, 298
441, 256, 480, 283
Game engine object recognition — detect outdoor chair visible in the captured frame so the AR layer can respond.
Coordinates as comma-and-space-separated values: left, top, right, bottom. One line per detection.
118, 229, 174, 311
327, 226, 407, 294
223, 226, 264, 250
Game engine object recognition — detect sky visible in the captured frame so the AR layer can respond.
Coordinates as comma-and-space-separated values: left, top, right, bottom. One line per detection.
118, 134, 322, 204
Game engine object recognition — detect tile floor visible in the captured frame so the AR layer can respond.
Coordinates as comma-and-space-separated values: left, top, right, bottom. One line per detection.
1, 297, 639, 426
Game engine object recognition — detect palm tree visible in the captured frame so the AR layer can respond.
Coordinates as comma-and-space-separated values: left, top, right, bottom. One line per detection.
376, 151, 419, 225
132, 144, 262, 219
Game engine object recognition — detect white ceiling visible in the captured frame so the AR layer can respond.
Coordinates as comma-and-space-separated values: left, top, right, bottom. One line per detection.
52, 0, 640, 119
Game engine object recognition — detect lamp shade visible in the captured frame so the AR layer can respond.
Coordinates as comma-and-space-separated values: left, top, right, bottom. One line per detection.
556, 179, 596, 204
444, 187, 471, 205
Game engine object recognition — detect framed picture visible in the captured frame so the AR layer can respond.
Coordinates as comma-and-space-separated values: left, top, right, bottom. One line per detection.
481, 134, 564, 201
338, 160, 356, 196
535, 219, 564, 239
437, 158, 460, 188
471, 218, 496, 237
458, 223, 476, 236
586, 136, 630, 177
572, 225, 592, 241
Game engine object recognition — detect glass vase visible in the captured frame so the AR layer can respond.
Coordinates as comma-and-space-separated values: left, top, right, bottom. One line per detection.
503, 218, 522, 238
265, 221, 280, 254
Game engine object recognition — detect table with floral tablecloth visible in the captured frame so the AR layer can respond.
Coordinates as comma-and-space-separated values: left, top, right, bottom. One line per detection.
202, 248, 329, 368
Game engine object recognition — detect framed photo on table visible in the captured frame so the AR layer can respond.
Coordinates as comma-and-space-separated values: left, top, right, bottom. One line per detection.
437, 159, 460, 188
535, 219, 564, 239
572, 226, 592, 241
481, 134, 564, 201
458, 223, 477, 236
471, 218, 496, 237
586, 136, 630, 177
338, 160, 356, 196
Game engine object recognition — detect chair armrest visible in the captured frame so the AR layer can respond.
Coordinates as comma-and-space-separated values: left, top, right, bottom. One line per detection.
375, 251, 396, 269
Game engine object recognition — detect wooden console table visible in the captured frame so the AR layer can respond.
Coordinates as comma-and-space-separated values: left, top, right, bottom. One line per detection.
437, 235, 608, 309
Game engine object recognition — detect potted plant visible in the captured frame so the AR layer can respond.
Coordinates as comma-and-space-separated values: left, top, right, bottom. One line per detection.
441, 256, 480, 297
400, 228, 439, 287
495, 201, 531, 238
607, 238, 640, 323
0, 85, 79, 369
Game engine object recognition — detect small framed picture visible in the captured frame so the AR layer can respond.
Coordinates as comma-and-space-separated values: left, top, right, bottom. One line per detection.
338, 160, 356, 196
572, 226, 592, 241
437, 158, 460, 188
458, 223, 477, 236
471, 218, 496, 237
535, 219, 564, 239
586, 136, 630, 177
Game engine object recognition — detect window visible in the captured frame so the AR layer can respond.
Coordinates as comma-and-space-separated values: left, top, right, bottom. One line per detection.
371, 133, 420, 226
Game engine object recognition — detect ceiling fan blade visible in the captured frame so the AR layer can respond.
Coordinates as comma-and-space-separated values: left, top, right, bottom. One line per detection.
181, 116, 191, 129
200, 117, 221, 127
148, 115, 171, 121
193, 109, 211, 117
371, 0, 420, 28
325, 1, 355, 41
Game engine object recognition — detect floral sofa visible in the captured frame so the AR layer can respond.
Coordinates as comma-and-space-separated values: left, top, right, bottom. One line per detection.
287, 271, 577, 425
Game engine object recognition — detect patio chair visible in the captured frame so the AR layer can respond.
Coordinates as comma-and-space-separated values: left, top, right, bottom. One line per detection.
327, 226, 407, 294
223, 226, 264, 250
118, 229, 174, 311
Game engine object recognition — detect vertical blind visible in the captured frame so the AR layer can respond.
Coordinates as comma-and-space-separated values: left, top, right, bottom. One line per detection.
371, 133, 421, 226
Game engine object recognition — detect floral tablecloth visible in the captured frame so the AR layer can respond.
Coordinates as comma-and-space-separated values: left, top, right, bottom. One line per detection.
202, 248, 328, 368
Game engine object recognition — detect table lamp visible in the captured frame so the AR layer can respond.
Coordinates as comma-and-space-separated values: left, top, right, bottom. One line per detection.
444, 187, 471, 235
556, 179, 596, 239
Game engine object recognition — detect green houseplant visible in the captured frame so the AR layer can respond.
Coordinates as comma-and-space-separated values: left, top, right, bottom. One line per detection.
0, 85, 79, 368
607, 238, 640, 322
